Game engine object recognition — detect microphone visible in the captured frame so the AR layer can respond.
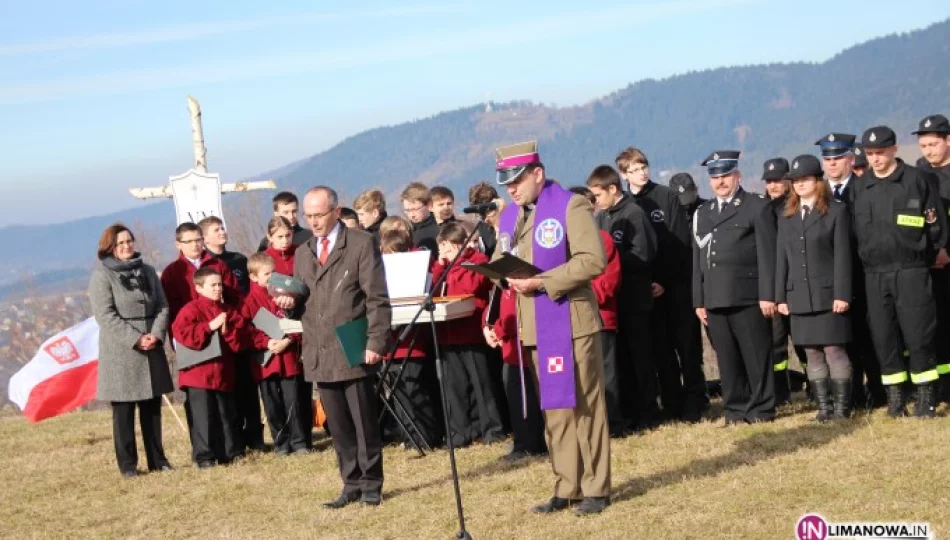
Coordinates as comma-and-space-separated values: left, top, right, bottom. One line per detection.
462, 202, 498, 215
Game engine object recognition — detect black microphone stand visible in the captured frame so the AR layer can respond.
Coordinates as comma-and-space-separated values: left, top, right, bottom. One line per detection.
381, 214, 486, 540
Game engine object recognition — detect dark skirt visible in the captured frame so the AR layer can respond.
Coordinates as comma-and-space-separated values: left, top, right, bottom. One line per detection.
790, 310, 851, 346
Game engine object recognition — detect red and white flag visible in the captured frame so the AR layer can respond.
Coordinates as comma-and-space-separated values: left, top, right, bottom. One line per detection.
8, 317, 99, 423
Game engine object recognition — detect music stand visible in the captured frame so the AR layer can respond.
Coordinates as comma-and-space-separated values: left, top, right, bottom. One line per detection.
377, 217, 485, 540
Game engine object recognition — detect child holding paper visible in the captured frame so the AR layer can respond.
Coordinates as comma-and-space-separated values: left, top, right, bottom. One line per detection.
263, 216, 314, 448
241, 253, 307, 455
379, 229, 442, 446
431, 221, 504, 447
172, 267, 248, 468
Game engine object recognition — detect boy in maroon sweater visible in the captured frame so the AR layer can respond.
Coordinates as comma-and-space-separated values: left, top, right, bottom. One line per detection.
172, 268, 248, 468
240, 253, 308, 455
161, 222, 243, 324
431, 222, 504, 447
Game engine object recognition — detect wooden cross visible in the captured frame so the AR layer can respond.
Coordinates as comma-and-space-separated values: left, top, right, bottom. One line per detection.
128, 96, 276, 201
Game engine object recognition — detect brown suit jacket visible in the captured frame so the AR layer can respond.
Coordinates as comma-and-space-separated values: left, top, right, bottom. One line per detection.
294, 224, 391, 383
493, 193, 606, 345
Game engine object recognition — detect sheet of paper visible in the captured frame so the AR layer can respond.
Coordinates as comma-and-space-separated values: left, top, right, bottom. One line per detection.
174, 333, 222, 370
382, 250, 431, 299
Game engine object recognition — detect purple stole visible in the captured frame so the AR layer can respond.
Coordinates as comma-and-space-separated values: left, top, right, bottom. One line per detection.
499, 181, 576, 410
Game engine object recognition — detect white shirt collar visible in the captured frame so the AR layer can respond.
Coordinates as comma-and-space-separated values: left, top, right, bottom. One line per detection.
829, 175, 851, 191
186, 256, 202, 269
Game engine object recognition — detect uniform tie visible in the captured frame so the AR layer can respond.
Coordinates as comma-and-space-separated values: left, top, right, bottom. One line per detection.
802, 204, 811, 221
833, 184, 842, 200
319, 237, 330, 265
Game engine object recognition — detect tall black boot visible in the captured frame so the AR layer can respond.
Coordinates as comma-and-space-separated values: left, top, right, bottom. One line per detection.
774, 368, 791, 406
939, 374, 950, 405
831, 379, 852, 420
811, 379, 833, 423
913, 383, 936, 419
886, 384, 907, 418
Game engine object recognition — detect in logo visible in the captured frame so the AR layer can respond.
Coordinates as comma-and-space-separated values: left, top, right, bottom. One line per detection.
796, 514, 828, 540
612, 230, 624, 244
44, 337, 80, 365
793, 161, 799, 169
829, 134, 835, 142
535, 218, 564, 249
650, 209, 665, 223
870, 132, 877, 142
769, 163, 775, 171
925, 118, 933, 128
547, 356, 564, 374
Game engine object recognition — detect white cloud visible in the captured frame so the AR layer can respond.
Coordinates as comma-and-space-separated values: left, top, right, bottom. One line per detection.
0, 0, 758, 105
0, 5, 472, 57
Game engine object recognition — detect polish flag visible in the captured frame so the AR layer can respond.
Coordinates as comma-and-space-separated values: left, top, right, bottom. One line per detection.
8, 318, 99, 423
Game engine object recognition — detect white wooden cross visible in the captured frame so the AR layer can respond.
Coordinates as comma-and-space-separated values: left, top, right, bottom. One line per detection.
128, 96, 276, 225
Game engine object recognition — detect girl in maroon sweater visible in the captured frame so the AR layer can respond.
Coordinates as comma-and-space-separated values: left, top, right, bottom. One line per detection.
431, 222, 504, 447
171, 268, 248, 467
241, 252, 307, 455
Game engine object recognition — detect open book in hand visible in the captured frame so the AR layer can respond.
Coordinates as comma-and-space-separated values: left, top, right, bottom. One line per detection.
461, 253, 542, 281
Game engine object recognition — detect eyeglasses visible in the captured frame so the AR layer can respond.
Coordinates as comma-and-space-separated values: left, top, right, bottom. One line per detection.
624, 166, 649, 175
403, 204, 426, 214
304, 208, 336, 220
178, 238, 203, 245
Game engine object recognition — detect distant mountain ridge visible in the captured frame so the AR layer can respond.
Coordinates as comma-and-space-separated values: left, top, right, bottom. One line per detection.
2, 19, 949, 280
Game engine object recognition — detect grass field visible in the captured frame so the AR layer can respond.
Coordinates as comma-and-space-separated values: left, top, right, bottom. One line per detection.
0, 398, 948, 540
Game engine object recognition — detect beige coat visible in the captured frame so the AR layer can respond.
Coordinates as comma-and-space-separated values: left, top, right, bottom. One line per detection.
494, 193, 606, 345
294, 225, 392, 383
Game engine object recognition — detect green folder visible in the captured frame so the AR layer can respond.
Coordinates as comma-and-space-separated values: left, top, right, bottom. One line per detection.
335, 316, 368, 367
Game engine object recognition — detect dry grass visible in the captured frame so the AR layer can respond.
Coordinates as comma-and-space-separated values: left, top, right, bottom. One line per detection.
1, 398, 948, 540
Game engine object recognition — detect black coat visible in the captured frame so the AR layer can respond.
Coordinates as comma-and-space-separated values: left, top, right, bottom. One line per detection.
596, 194, 658, 312
775, 201, 852, 313
692, 188, 776, 309
411, 214, 440, 254
631, 181, 693, 286
852, 160, 947, 272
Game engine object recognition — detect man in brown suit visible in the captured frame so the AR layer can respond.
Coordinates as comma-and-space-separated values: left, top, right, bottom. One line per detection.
293, 186, 392, 508
491, 141, 611, 516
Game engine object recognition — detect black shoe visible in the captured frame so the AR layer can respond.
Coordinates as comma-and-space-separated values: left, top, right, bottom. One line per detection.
360, 492, 382, 507
157, 464, 173, 472
913, 382, 936, 418
248, 442, 270, 453
531, 497, 578, 514
680, 405, 703, 424
120, 470, 138, 478
573, 496, 610, 516
323, 491, 361, 509
197, 461, 216, 469
831, 379, 852, 420
886, 384, 908, 418
812, 378, 833, 423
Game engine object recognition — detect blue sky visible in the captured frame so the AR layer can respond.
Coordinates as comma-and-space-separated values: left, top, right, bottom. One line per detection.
1, 0, 948, 226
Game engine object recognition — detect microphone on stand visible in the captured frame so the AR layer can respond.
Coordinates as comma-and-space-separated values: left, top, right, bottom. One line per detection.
462, 202, 498, 215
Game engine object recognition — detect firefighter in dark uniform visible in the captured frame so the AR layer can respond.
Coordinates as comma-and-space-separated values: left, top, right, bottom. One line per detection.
692, 150, 777, 424
913, 114, 950, 402
670, 173, 707, 228
619, 149, 707, 422
816, 132, 886, 409
762, 157, 804, 405
852, 126, 946, 418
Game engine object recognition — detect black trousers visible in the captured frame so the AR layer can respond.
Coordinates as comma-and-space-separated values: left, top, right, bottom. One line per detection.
617, 310, 660, 428
111, 397, 168, 473
234, 355, 264, 449
652, 283, 707, 416
865, 269, 938, 385
600, 331, 625, 434
503, 362, 546, 454
260, 376, 307, 452
848, 294, 886, 406
442, 345, 505, 446
385, 358, 441, 447
297, 379, 315, 447
930, 268, 950, 390
318, 377, 384, 496
706, 305, 776, 422
184, 387, 242, 463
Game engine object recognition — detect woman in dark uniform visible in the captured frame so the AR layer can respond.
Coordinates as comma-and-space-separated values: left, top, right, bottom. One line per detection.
775, 155, 853, 421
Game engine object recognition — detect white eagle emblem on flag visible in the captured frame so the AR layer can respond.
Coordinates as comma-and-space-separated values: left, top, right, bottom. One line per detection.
44, 337, 80, 365
547, 356, 564, 374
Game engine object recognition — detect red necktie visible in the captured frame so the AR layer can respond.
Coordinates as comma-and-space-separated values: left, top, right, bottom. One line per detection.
319, 237, 330, 265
